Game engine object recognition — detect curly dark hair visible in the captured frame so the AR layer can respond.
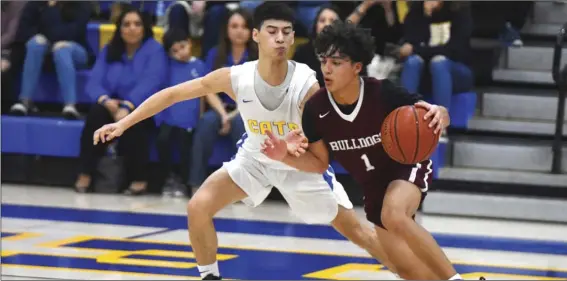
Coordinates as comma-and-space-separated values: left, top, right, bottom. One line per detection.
313, 20, 375, 66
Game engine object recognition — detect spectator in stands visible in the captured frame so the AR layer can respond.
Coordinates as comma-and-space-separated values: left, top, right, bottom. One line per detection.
188, 8, 254, 191
200, 1, 231, 59
400, 1, 473, 139
344, 0, 406, 57
1, 1, 27, 113
162, 1, 205, 39
9, 1, 93, 119
293, 4, 341, 87
157, 28, 205, 198
75, 6, 168, 195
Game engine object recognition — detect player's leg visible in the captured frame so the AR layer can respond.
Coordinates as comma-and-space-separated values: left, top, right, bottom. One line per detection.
373, 225, 440, 280
187, 154, 273, 279
275, 167, 394, 272
187, 168, 246, 279
330, 206, 398, 275
381, 179, 459, 280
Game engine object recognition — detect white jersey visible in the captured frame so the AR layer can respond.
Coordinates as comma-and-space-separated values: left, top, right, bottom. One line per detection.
229, 60, 317, 170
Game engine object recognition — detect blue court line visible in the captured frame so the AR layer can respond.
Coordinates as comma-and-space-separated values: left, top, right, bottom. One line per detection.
2, 203, 567, 255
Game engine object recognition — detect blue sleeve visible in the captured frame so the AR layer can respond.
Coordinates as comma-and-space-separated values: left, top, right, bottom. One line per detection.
40, 3, 91, 42
195, 59, 206, 77
85, 47, 110, 102
126, 45, 168, 107
204, 47, 217, 73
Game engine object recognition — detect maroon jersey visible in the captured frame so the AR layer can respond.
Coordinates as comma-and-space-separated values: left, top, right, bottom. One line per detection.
302, 77, 432, 227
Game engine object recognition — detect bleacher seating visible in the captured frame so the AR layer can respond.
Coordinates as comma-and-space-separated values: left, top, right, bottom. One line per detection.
1, 21, 477, 179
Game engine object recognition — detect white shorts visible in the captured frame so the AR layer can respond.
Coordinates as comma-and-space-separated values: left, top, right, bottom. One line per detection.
222, 152, 353, 224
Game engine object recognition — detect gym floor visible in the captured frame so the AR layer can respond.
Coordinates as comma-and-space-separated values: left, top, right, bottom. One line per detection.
1, 184, 566, 280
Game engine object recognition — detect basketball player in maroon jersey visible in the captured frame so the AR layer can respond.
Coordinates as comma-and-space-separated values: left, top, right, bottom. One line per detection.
261, 21, 468, 280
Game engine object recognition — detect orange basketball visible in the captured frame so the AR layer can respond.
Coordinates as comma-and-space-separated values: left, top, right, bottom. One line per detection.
381, 105, 439, 165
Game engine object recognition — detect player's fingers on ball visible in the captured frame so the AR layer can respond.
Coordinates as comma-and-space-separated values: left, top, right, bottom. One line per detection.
415, 101, 431, 110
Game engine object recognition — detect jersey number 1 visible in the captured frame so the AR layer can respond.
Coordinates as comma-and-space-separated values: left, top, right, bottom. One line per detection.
361, 154, 375, 171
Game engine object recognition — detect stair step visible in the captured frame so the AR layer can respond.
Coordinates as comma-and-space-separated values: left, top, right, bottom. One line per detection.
492, 68, 555, 85
438, 167, 567, 187
522, 22, 565, 37
468, 116, 567, 136
532, 2, 567, 25
506, 45, 567, 71
481, 91, 567, 121
451, 137, 567, 172
423, 190, 567, 223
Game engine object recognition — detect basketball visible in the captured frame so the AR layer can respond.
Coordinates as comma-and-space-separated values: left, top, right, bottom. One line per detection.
381, 105, 439, 165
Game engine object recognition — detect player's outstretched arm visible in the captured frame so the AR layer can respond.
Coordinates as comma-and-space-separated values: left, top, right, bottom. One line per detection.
93, 67, 234, 144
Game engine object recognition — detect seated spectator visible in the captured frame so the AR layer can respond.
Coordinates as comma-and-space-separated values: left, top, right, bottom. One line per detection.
162, 1, 205, 38
157, 28, 206, 198
1, 1, 27, 113
400, 1, 473, 138
346, 0, 407, 57
75, 6, 168, 195
9, 1, 93, 119
293, 4, 341, 87
200, 1, 231, 59
188, 8, 255, 190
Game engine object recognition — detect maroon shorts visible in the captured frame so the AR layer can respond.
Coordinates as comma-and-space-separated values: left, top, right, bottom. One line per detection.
363, 160, 433, 229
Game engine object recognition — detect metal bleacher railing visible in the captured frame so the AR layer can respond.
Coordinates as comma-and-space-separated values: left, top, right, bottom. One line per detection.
551, 22, 567, 174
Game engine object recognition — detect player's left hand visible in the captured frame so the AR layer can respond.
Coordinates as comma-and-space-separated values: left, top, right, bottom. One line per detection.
284, 129, 309, 157
415, 101, 448, 134
260, 130, 289, 161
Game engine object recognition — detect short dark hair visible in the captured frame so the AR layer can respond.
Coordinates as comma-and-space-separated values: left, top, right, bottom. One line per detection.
162, 28, 190, 53
253, 2, 295, 30
313, 20, 375, 66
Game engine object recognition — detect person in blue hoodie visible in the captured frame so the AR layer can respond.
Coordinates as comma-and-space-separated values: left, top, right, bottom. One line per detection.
75, 6, 168, 195
156, 28, 205, 198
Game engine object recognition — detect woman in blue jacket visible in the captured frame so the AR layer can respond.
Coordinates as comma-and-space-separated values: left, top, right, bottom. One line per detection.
75, 7, 168, 195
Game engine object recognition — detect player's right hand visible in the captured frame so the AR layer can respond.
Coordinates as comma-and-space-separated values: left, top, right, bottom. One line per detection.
284, 129, 308, 157
260, 130, 288, 161
93, 122, 125, 145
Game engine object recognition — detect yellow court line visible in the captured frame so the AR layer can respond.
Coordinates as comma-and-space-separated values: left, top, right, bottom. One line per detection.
37, 234, 567, 273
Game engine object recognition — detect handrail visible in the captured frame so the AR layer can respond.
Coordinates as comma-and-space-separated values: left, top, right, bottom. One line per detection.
551, 22, 567, 174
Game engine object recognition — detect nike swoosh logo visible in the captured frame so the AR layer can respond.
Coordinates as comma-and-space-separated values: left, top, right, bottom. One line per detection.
242, 99, 253, 103
319, 111, 330, 118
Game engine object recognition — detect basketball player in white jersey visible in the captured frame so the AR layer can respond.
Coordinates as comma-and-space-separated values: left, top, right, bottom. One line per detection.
93, 3, 397, 280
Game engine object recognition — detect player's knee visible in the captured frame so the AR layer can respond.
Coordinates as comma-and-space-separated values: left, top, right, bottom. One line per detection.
187, 196, 212, 222
381, 207, 410, 234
